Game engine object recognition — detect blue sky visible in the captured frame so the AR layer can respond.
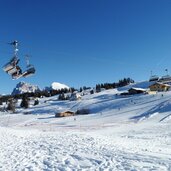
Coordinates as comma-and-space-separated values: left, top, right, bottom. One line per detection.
0, 0, 171, 94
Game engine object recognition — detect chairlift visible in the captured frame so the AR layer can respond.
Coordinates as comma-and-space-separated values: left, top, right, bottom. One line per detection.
22, 66, 36, 78
2, 40, 36, 79
3, 40, 20, 76
3, 56, 19, 73
11, 65, 23, 80
22, 55, 36, 78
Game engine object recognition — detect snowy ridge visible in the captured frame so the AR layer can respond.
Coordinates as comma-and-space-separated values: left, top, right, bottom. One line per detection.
51, 82, 69, 90
11, 82, 40, 95
44, 82, 70, 91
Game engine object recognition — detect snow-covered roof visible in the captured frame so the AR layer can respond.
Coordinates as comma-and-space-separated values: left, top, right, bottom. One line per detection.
129, 87, 147, 91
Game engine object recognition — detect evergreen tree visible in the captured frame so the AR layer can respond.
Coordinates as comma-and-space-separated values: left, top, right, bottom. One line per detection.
58, 93, 65, 100
20, 95, 29, 108
96, 84, 101, 92
7, 98, 16, 113
0, 99, 2, 105
80, 87, 83, 92
90, 90, 94, 94
34, 98, 39, 106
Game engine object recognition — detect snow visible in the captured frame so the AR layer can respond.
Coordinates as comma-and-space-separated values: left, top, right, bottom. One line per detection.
0, 82, 171, 170
129, 87, 147, 91
51, 82, 69, 90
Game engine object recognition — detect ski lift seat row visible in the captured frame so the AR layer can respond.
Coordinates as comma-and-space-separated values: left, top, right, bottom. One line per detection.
2, 40, 36, 80
22, 67, 36, 78
3, 56, 19, 73
3, 63, 14, 72
7, 66, 18, 75
11, 67, 35, 79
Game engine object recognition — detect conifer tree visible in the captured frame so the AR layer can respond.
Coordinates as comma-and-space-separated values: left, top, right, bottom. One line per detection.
20, 95, 29, 108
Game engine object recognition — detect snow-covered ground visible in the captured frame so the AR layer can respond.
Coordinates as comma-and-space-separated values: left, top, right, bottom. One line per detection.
1, 82, 171, 170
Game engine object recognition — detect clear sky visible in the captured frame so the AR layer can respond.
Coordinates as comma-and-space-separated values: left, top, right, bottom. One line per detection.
0, 0, 171, 94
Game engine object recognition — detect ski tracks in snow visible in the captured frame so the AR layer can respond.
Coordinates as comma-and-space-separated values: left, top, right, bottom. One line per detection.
0, 127, 170, 171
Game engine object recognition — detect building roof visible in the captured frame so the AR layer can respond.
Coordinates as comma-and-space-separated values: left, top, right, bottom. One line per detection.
129, 87, 147, 91
150, 82, 171, 87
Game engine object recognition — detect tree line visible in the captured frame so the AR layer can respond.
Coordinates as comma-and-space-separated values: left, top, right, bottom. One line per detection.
95, 77, 134, 92
0, 77, 134, 111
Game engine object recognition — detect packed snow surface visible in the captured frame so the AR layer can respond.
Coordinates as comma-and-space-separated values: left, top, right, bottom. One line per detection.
0, 82, 171, 170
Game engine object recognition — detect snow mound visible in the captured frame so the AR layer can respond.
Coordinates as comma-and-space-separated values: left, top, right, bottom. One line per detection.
51, 82, 69, 90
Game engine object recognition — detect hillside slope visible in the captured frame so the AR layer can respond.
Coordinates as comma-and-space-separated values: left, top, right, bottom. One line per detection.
0, 82, 171, 170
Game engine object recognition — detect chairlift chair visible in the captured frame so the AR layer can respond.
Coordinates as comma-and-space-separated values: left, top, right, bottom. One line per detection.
3, 56, 19, 73
22, 55, 36, 78
7, 67, 18, 75
11, 65, 23, 79
22, 65, 36, 78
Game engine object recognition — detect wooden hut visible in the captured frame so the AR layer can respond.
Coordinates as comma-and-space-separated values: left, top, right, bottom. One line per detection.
149, 82, 170, 92
128, 87, 147, 95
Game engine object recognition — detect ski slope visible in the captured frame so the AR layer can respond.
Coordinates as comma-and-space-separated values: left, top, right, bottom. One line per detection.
0, 83, 171, 170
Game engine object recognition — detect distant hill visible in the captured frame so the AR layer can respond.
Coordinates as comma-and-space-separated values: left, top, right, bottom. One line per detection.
51, 82, 69, 90
45, 82, 70, 91
11, 82, 40, 95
